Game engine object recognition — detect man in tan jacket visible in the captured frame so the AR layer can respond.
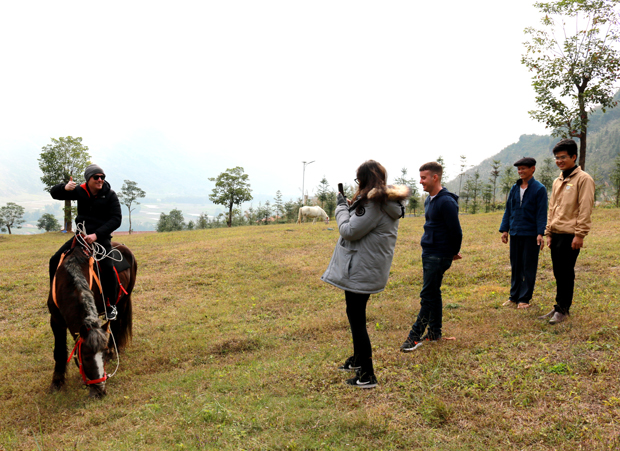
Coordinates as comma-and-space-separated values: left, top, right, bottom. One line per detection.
540, 139, 595, 324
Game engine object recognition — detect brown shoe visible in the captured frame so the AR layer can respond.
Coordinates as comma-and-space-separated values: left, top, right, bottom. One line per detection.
549, 312, 567, 324
538, 309, 555, 320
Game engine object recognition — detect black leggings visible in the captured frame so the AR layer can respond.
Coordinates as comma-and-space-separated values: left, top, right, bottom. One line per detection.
345, 291, 374, 377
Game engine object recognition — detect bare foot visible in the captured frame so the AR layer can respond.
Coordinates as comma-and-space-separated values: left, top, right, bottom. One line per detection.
502, 300, 516, 307
517, 303, 531, 309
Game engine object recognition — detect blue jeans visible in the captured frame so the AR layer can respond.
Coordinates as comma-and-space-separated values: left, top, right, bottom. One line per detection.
409, 255, 453, 340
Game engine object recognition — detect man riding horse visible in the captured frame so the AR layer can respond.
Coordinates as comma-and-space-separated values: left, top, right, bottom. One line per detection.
49, 164, 122, 320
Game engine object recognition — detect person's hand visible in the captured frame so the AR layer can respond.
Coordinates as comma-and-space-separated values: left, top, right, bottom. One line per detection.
65, 176, 77, 191
537, 234, 544, 250
571, 235, 584, 250
453, 252, 462, 260
85, 233, 97, 244
546, 235, 552, 248
501, 232, 509, 244
337, 192, 347, 206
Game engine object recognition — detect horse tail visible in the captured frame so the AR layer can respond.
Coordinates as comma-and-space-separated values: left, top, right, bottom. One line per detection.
113, 252, 136, 350
297, 207, 302, 224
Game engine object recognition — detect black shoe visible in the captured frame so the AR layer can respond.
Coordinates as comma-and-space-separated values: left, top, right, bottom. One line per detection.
345, 370, 378, 389
400, 337, 424, 352
106, 304, 117, 321
338, 356, 361, 372
421, 333, 441, 342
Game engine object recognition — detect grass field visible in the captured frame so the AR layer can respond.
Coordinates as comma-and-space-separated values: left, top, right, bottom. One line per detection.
1, 210, 619, 450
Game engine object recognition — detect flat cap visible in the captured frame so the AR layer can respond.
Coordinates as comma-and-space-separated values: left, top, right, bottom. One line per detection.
514, 157, 536, 167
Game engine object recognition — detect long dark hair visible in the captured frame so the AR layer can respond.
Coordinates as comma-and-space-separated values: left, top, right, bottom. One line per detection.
352, 160, 388, 212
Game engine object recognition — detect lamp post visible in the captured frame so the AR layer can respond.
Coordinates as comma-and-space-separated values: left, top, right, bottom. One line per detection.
301, 160, 315, 205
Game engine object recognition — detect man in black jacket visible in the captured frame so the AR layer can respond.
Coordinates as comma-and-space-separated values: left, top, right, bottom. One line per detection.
49, 164, 122, 319
401, 162, 462, 352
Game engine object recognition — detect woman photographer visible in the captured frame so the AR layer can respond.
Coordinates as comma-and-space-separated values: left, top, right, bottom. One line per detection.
321, 160, 409, 388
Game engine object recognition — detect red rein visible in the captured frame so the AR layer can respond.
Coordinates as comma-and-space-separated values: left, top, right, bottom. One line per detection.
67, 337, 107, 385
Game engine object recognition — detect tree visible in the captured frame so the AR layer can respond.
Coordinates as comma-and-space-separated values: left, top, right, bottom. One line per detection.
316, 177, 331, 209
273, 190, 284, 221
284, 199, 299, 222
611, 154, 620, 207
394, 167, 420, 215
197, 213, 209, 229
437, 156, 448, 182
500, 165, 517, 202
38, 136, 91, 232
118, 180, 146, 234
0, 203, 25, 234
156, 209, 186, 232
522, 0, 620, 170
37, 213, 61, 232
538, 157, 557, 195
458, 155, 468, 199
208, 167, 253, 227
469, 171, 482, 214
489, 159, 502, 208
323, 191, 337, 218
482, 183, 494, 212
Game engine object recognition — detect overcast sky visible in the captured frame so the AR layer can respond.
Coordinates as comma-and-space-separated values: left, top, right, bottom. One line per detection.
1, 0, 550, 202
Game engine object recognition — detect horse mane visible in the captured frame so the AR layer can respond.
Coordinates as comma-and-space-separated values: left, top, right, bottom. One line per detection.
64, 250, 108, 352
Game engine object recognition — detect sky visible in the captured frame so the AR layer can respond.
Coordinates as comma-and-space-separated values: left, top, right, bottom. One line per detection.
0, 0, 550, 207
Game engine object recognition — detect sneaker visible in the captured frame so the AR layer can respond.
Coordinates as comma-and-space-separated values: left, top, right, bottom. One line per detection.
400, 337, 424, 352
345, 370, 378, 389
549, 311, 568, 325
420, 333, 441, 342
538, 309, 555, 320
338, 356, 361, 372
106, 304, 118, 321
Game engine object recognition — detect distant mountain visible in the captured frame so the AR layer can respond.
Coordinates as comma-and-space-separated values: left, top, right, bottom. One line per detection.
446, 91, 620, 197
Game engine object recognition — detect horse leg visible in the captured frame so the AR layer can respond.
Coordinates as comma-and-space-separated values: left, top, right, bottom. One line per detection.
49, 314, 67, 392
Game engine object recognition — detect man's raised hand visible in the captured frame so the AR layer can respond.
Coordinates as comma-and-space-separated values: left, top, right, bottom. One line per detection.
65, 176, 77, 191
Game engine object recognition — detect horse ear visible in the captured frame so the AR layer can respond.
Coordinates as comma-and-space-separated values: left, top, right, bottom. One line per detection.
102, 321, 111, 334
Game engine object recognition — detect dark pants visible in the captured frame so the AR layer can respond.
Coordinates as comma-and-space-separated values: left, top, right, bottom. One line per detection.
409, 255, 453, 341
345, 291, 374, 377
550, 233, 580, 315
49, 237, 118, 305
509, 235, 540, 304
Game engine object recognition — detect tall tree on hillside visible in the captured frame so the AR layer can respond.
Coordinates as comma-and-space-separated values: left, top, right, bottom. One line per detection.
538, 157, 557, 195
273, 190, 284, 221
436, 156, 448, 181
316, 177, 331, 209
611, 154, 620, 207
458, 155, 468, 198
118, 180, 146, 234
470, 171, 482, 214
394, 167, 420, 213
489, 159, 502, 208
500, 165, 517, 202
37, 213, 61, 232
0, 202, 25, 234
482, 184, 494, 212
522, 0, 620, 170
38, 136, 91, 232
208, 167, 253, 227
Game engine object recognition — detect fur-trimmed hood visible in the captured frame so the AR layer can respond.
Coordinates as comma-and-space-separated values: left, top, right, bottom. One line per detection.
367, 184, 411, 202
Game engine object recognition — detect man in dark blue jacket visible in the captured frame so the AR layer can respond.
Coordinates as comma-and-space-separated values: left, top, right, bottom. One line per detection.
402, 162, 462, 352
49, 164, 122, 319
499, 157, 547, 309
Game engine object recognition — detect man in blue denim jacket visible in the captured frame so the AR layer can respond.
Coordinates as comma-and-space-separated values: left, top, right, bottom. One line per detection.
401, 162, 462, 352
499, 157, 547, 309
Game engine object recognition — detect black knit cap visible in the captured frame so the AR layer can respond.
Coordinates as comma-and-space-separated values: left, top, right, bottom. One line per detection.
84, 164, 105, 182
514, 157, 536, 167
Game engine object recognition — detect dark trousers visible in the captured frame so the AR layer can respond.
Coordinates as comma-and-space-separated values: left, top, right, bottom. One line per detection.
345, 291, 374, 377
550, 233, 580, 315
509, 235, 540, 304
49, 237, 118, 305
409, 255, 453, 340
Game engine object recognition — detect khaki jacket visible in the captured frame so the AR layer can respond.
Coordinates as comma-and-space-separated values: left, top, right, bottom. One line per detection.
545, 166, 594, 238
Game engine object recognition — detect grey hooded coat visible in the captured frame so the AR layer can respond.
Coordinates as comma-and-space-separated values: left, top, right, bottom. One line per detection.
321, 185, 410, 294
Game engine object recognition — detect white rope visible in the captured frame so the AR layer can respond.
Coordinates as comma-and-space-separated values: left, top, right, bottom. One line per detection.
75, 222, 122, 379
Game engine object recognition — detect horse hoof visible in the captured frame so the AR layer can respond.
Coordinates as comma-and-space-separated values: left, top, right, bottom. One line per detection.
48, 381, 64, 393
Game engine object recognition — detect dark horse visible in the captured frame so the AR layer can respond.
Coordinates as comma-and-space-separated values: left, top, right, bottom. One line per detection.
48, 238, 137, 398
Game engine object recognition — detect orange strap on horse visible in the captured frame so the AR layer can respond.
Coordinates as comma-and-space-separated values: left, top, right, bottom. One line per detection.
52, 254, 103, 309
67, 337, 108, 385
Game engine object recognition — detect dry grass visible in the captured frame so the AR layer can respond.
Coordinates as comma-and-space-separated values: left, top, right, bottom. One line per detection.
1, 209, 620, 450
